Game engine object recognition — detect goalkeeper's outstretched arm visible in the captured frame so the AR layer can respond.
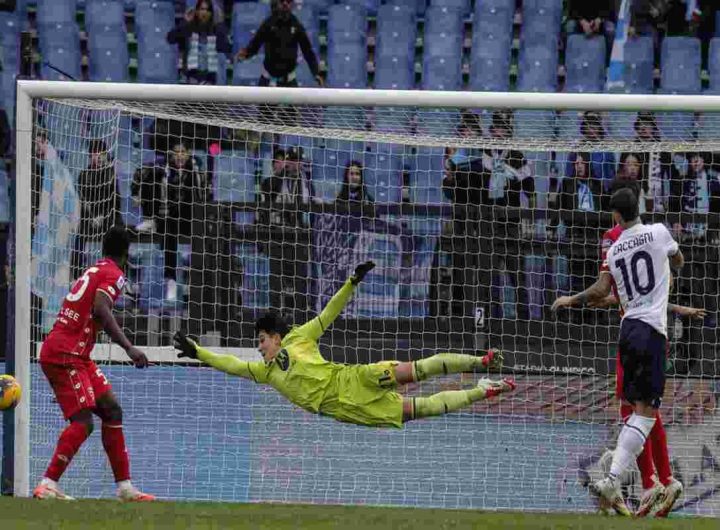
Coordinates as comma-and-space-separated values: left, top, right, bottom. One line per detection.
296, 261, 375, 341
173, 332, 268, 384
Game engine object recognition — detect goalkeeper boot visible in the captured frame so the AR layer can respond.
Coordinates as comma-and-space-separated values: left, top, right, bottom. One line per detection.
482, 349, 504, 371
477, 377, 516, 398
117, 482, 156, 502
33, 479, 75, 500
636, 482, 665, 517
589, 477, 631, 517
654, 478, 683, 517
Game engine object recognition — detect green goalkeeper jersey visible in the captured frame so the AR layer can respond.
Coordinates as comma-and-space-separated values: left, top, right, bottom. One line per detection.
195, 280, 355, 414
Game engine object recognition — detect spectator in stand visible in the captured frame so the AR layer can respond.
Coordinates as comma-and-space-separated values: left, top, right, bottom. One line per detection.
71, 139, 123, 280
572, 111, 615, 191
131, 140, 206, 301
633, 111, 676, 214
236, 0, 322, 88
567, 0, 614, 38
167, 0, 232, 84
258, 146, 314, 317
336, 161, 373, 215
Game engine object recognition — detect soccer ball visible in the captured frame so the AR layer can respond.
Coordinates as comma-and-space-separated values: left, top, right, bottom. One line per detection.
0, 375, 21, 411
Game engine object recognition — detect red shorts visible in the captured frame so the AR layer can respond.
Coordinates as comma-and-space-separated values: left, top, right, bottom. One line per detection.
41, 359, 112, 420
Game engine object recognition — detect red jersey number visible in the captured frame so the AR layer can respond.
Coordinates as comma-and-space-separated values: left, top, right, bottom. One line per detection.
67, 267, 100, 303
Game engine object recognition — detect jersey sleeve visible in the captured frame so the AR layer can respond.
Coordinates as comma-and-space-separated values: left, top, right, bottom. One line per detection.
97, 267, 126, 304
655, 223, 679, 257
294, 279, 355, 342
195, 346, 269, 384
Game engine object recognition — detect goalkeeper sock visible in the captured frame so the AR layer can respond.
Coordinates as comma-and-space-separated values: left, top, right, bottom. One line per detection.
411, 387, 489, 419
610, 414, 656, 481
412, 353, 490, 382
650, 413, 672, 487
102, 422, 131, 483
45, 421, 91, 482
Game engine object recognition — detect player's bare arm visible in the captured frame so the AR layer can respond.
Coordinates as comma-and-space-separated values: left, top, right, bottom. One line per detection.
93, 293, 149, 368
669, 248, 685, 271
551, 272, 613, 313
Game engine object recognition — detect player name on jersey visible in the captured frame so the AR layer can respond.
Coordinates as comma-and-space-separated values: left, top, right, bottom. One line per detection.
610, 232, 654, 257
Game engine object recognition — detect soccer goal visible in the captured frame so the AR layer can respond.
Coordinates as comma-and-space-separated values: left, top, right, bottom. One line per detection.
10, 80, 720, 514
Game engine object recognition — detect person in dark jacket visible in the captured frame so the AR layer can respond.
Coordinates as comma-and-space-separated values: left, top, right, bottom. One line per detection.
167, 0, 232, 84
71, 139, 123, 279
236, 0, 322, 88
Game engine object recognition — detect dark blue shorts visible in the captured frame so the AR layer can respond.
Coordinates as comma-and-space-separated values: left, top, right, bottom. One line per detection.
618, 318, 667, 408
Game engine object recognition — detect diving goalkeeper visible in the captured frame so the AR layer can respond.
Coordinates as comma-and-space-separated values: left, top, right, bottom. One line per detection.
174, 261, 515, 428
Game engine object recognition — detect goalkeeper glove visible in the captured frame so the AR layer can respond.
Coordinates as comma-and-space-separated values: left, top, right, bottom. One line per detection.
351, 261, 375, 285
173, 331, 198, 359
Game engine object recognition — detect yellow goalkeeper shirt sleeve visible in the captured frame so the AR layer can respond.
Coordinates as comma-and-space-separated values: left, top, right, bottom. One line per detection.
195, 346, 269, 384
294, 279, 355, 342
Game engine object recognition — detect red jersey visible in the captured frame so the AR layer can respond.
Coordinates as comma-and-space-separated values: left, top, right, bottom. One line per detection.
600, 224, 624, 273
41, 258, 126, 362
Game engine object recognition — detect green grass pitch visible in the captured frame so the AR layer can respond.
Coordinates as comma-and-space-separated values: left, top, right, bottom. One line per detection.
1, 498, 716, 530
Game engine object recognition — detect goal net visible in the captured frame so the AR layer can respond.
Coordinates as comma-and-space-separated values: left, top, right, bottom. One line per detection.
13, 83, 720, 515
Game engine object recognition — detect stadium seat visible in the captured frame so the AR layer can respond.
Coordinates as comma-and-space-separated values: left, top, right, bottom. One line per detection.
0, 11, 20, 73
660, 37, 701, 94
232, 1, 270, 86
657, 111, 695, 140
470, 0, 514, 91
375, 55, 415, 89
88, 29, 129, 81
327, 4, 367, 47
375, 106, 412, 133
709, 38, 720, 92
520, 0, 562, 48
293, 4, 319, 88
517, 42, 557, 92
411, 146, 447, 205
343, 0, 379, 15
38, 23, 82, 81
136, 0, 178, 83
422, 54, 462, 91
300, 0, 333, 15
364, 145, 404, 204
327, 41, 367, 88
621, 36, 654, 94
85, 0, 125, 30
514, 110, 555, 139
376, 5, 416, 61
564, 34, 605, 93
430, 0, 470, 15
37, 0, 77, 25
213, 151, 257, 204
423, 6, 463, 58
387, 0, 425, 16
0, 166, 10, 223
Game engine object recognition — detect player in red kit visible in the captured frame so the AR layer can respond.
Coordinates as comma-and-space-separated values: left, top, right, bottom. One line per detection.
594, 182, 702, 517
33, 227, 155, 501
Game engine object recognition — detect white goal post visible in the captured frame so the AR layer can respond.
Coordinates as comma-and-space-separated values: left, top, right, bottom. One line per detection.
13, 81, 720, 512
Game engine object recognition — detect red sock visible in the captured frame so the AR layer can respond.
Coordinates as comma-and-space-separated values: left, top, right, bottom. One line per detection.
102, 422, 130, 483
620, 403, 655, 489
45, 421, 91, 482
650, 412, 672, 486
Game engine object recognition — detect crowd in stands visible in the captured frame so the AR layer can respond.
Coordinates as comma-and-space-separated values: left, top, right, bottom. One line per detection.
2, 0, 720, 339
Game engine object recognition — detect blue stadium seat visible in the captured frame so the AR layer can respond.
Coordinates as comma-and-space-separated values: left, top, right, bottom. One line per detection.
517, 42, 557, 91
88, 28, 129, 81
375, 106, 412, 133
376, 5, 415, 61
232, 2, 270, 86
430, 0, 470, 15
621, 36, 654, 94
470, 0, 514, 91
709, 38, 720, 92
0, 166, 9, 223
344, 0, 379, 15
364, 145, 404, 204
514, 110, 555, 139
85, 0, 125, 30
300, 0, 333, 14
136, 0, 178, 83
213, 151, 256, 204
520, 0, 562, 48
327, 41, 367, 88
38, 23, 82, 81
423, 6, 463, 58
607, 111, 639, 140
422, 55, 462, 90
411, 146, 447, 205
37, 0, 77, 25
375, 55, 414, 89
564, 34, 605, 93
328, 4, 367, 47
387, 0, 425, 16
660, 37, 701, 94
293, 4, 319, 88
0, 12, 20, 73
657, 111, 695, 140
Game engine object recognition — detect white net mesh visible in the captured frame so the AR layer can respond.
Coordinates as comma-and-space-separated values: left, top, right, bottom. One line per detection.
25, 94, 720, 514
